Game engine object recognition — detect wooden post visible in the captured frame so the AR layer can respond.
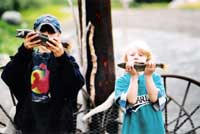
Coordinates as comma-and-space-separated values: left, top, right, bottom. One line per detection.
85, 0, 115, 105
78, 1, 118, 133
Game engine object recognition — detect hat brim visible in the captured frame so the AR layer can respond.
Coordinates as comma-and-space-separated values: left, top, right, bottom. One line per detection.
36, 23, 59, 33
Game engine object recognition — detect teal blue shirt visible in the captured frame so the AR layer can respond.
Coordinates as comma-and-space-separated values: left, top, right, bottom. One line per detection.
115, 73, 166, 134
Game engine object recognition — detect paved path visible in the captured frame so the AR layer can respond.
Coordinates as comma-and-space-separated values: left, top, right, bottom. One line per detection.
112, 9, 200, 37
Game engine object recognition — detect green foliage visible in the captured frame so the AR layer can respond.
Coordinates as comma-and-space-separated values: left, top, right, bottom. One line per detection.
50, 0, 77, 6
0, 0, 45, 15
111, 0, 123, 9
18, 0, 46, 9
179, 2, 200, 10
130, 2, 168, 9
0, 0, 69, 15
0, 0, 13, 15
0, 5, 71, 55
131, 0, 171, 3
111, 0, 169, 9
0, 21, 21, 55
20, 5, 71, 28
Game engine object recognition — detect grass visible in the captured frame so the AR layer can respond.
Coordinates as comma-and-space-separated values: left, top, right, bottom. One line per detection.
130, 2, 169, 9
20, 5, 71, 28
129, 1, 200, 9
0, 21, 21, 54
111, 0, 123, 9
0, 5, 71, 55
179, 2, 200, 10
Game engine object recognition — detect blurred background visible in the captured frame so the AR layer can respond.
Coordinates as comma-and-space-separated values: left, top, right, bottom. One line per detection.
0, 0, 200, 133
0, 0, 199, 55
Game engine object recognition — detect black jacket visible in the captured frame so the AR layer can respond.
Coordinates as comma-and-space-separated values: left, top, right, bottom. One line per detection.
1, 45, 84, 133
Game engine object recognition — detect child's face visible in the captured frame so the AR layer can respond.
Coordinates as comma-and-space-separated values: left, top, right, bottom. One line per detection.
126, 48, 147, 63
39, 24, 61, 40
36, 30, 61, 53
41, 31, 60, 40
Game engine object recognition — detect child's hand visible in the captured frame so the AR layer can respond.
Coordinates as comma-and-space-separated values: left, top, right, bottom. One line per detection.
46, 37, 64, 57
144, 61, 156, 76
125, 61, 138, 76
24, 32, 41, 50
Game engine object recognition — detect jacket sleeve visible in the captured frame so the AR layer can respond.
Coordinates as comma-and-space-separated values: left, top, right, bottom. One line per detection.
53, 52, 85, 100
1, 44, 33, 101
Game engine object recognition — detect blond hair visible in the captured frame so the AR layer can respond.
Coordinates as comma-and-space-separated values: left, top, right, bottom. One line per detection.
123, 40, 152, 62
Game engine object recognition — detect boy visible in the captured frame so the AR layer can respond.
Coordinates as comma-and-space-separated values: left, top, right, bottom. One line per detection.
1, 14, 84, 134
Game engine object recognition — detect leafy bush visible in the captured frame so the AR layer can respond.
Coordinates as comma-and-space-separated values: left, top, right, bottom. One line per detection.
130, 2, 168, 8
111, 0, 123, 9
0, 20, 21, 55
131, 0, 171, 3
0, 0, 13, 15
18, 0, 46, 9
0, 0, 68, 16
180, 2, 200, 9
0, 4, 71, 55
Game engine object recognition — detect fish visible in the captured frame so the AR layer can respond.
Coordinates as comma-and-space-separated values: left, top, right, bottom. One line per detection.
117, 62, 167, 72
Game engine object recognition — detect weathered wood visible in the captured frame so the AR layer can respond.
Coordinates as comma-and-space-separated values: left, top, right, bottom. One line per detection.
88, 23, 97, 106
78, 0, 87, 75
86, 0, 115, 105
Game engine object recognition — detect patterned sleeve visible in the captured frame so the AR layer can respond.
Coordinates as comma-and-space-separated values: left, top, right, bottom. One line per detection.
114, 75, 129, 111
152, 73, 166, 111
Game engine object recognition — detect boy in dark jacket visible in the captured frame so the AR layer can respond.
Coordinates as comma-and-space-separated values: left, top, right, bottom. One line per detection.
1, 14, 84, 134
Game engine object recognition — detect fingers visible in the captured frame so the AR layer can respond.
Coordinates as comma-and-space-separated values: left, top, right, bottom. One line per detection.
146, 61, 156, 69
125, 61, 138, 76
144, 61, 156, 75
46, 38, 58, 50
125, 62, 133, 71
46, 38, 64, 57
24, 32, 41, 49
23, 31, 64, 57
125, 60, 156, 76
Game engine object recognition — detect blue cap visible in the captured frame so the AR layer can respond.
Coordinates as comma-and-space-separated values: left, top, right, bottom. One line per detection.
33, 14, 62, 33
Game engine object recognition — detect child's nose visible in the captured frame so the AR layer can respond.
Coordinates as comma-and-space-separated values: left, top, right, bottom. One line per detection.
134, 57, 139, 60
134, 54, 139, 58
